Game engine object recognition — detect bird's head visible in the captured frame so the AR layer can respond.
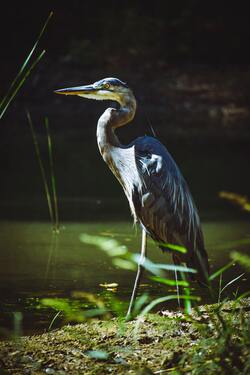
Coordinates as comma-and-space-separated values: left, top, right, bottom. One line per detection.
55, 77, 134, 107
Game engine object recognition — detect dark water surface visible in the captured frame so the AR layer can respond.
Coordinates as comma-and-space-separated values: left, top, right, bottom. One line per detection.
0, 220, 249, 336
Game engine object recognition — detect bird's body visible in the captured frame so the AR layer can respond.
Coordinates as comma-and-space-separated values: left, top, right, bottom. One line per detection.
55, 77, 209, 316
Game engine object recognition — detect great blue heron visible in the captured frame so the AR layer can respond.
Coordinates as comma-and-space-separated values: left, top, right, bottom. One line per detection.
55, 77, 209, 317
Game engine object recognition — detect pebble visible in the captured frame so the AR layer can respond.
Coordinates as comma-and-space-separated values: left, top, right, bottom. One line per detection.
45, 368, 55, 374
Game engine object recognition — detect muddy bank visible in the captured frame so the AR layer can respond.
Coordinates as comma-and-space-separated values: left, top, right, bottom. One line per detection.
0, 298, 249, 374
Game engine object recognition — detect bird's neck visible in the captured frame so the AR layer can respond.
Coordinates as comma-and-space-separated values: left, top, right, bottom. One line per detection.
96, 94, 136, 162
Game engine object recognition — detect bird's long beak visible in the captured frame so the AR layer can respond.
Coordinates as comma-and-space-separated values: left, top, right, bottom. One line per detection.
54, 84, 96, 96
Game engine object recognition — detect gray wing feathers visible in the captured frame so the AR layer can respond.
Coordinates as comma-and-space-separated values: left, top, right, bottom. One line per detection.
131, 136, 209, 283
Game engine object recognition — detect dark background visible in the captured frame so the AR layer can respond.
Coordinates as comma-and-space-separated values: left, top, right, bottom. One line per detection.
1, 1, 250, 220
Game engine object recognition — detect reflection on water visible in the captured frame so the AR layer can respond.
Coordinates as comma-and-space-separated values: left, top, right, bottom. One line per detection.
0, 220, 249, 336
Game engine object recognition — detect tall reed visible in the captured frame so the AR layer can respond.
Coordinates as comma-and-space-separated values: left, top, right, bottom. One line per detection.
45, 117, 59, 232
27, 112, 59, 232
27, 111, 54, 224
0, 12, 53, 119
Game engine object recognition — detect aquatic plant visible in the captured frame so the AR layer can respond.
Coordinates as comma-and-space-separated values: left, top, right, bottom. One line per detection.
45, 117, 59, 232
0, 12, 53, 119
36, 233, 198, 329
38, 229, 249, 329
27, 114, 60, 232
34, 205, 250, 338
79, 233, 198, 317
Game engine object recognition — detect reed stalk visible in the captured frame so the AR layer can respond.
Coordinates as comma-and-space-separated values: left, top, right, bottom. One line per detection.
26, 111, 55, 227
45, 117, 59, 232
0, 12, 53, 119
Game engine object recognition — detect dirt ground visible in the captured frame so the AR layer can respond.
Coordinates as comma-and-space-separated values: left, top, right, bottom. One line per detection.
0, 298, 249, 374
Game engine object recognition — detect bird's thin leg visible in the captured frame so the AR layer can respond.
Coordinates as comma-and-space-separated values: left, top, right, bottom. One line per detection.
126, 228, 147, 319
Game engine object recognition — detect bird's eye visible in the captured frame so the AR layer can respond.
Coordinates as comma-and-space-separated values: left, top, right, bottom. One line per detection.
103, 83, 110, 90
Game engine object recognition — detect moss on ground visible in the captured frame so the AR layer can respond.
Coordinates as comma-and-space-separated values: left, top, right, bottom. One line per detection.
0, 298, 249, 374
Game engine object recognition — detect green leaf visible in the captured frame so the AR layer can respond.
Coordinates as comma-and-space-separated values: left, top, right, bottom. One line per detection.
158, 242, 187, 253
134, 294, 200, 334
130, 255, 163, 276
151, 275, 189, 287
112, 258, 136, 271
236, 291, 250, 301
230, 251, 250, 271
209, 260, 235, 281
139, 295, 199, 317
80, 234, 127, 256
132, 254, 197, 275
133, 293, 149, 315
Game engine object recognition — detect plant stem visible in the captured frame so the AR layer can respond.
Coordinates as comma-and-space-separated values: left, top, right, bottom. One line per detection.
26, 111, 54, 226
45, 117, 59, 232
0, 11, 53, 119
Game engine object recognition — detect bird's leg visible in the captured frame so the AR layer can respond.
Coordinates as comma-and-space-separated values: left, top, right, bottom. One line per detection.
126, 228, 147, 319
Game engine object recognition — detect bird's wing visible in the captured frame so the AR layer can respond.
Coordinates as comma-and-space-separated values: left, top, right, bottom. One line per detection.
131, 136, 209, 281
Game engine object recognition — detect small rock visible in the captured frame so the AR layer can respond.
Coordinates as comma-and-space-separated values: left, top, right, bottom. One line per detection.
45, 368, 55, 374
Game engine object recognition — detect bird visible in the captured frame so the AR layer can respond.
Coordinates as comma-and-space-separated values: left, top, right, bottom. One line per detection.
55, 77, 209, 317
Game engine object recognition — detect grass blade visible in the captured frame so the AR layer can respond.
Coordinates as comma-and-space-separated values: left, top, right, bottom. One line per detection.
158, 242, 187, 254
26, 111, 54, 225
220, 273, 245, 295
180, 272, 192, 314
209, 260, 235, 281
218, 273, 223, 303
150, 275, 189, 287
79, 234, 127, 256
184, 285, 192, 314
134, 294, 200, 334
132, 254, 197, 275
45, 117, 59, 231
0, 11, 53, 118
0, 50, 45, 119
139, 295, 199, 318
48, 310, 61, 331
132, 294, 149, 316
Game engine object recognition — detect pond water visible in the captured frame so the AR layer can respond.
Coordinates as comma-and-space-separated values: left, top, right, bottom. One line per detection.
0, 220, 249, 336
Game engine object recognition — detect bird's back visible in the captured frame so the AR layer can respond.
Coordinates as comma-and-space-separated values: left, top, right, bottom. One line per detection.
128, 136, 209, 284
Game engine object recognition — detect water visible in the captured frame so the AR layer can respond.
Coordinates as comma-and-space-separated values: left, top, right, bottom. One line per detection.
0, 220, 249, 336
